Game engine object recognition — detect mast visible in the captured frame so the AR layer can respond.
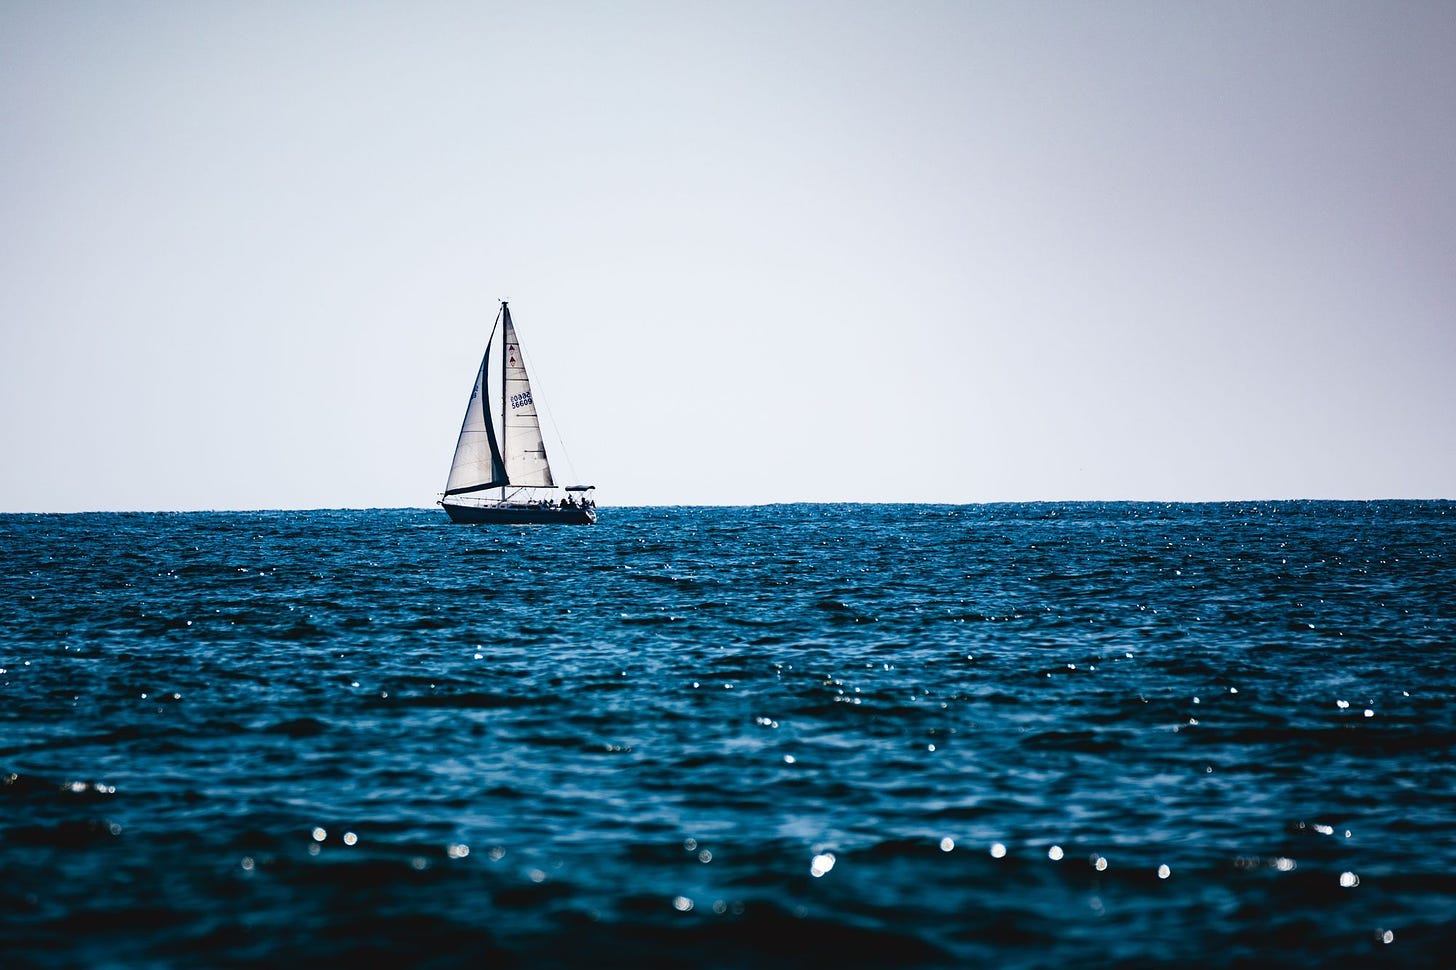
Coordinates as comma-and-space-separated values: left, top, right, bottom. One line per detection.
500, 300, 509, 501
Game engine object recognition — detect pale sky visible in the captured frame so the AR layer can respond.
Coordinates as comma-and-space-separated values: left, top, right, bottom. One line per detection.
2, 1, 1453, 511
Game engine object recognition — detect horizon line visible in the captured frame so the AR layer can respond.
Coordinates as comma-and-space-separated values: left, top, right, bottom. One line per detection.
2, 497, 1452, 516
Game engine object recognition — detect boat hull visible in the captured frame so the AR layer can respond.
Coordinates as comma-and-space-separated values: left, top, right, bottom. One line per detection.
442, 501, 596, 525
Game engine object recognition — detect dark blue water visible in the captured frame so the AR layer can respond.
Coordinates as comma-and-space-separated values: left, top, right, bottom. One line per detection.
3, 502, 1454, 968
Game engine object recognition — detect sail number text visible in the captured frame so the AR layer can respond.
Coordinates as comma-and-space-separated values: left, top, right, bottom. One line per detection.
510, 391, 534, 410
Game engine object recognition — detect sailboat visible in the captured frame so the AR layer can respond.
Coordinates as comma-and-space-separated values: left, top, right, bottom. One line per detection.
439, 301, 596, 524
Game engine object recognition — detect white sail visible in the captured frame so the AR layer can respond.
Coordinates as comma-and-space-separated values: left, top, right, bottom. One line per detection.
499, 305, 555, 487
443, 319, 508, 496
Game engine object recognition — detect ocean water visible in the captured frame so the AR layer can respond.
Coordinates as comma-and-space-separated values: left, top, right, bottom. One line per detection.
2, 501, 1454, 969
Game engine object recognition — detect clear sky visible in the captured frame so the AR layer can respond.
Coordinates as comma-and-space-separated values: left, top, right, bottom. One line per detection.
3, 1, 1453, 511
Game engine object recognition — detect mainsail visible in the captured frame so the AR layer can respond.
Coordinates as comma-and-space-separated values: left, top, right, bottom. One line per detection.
443, 303, 554, 498
499, 305, 555, 487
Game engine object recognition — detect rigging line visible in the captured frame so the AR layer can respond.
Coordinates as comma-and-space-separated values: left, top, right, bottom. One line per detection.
517, 339, 581, 486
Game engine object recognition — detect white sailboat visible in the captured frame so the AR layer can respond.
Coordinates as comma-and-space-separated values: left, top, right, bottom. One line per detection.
439, 301, 596, 524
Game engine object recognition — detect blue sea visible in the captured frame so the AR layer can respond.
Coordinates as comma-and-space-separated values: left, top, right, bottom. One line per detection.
3, 502, 1454, 968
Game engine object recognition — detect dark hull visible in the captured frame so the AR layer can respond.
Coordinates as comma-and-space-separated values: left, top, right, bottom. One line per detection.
442, 501, 596, 525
